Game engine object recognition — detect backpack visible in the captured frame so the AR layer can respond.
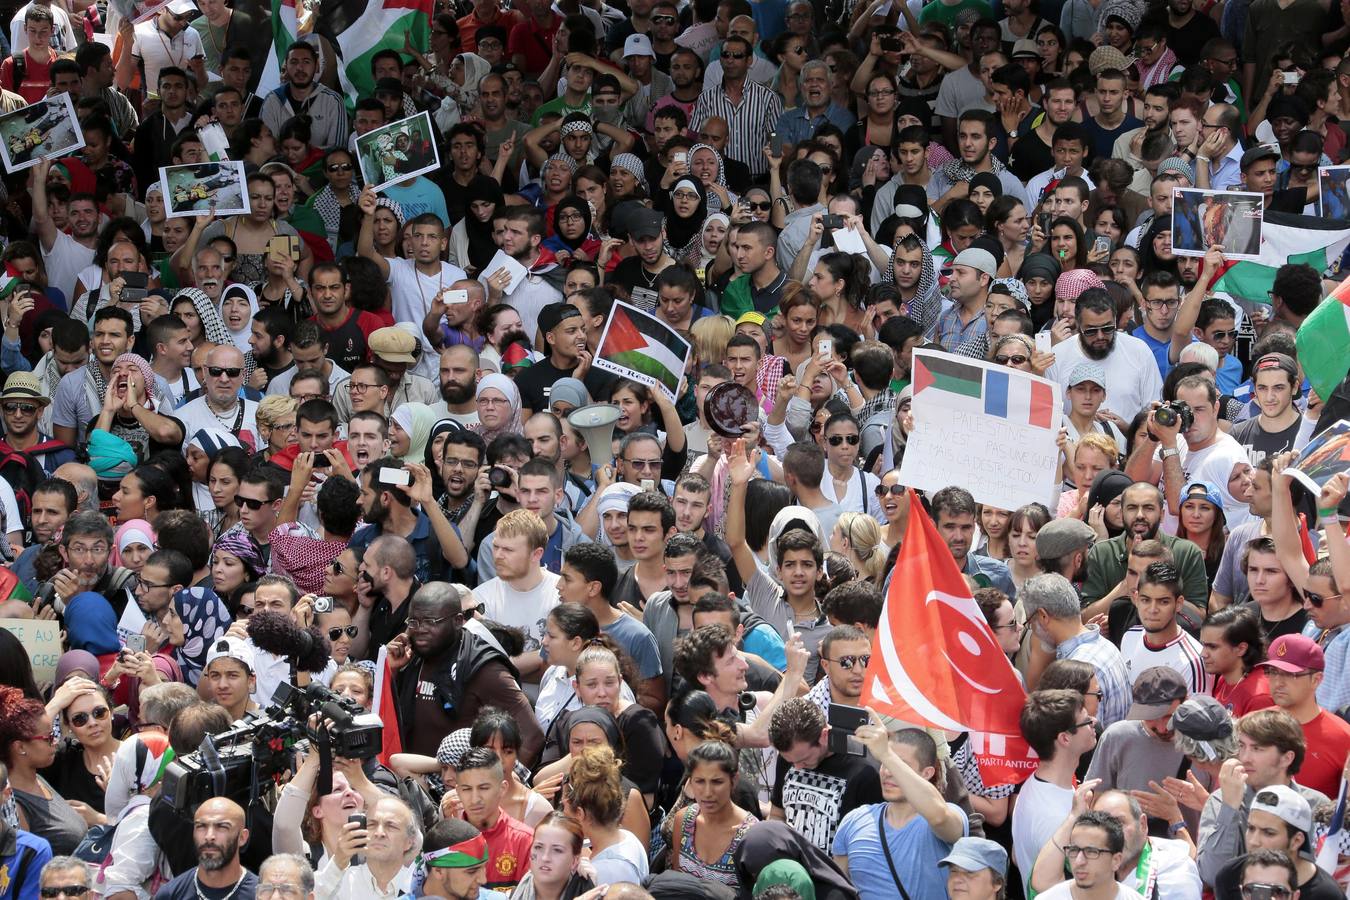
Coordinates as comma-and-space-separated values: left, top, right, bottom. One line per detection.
0, 438, 56, 535
6, 54, 24, 91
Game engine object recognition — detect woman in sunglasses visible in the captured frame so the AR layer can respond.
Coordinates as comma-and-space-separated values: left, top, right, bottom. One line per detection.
874, 469, 911, 551
316, 603, 358, 672
819, 411, 883, 518
321, 548, 363, 616
0, 685, 92, 854
45, 681, 121, 814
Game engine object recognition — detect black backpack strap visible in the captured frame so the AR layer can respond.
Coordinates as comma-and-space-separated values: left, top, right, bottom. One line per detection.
10, 54, 24, 91
875, 805, 914, 900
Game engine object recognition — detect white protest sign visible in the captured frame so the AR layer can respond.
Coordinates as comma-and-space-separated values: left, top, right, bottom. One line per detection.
899, 349, 1060, 511
0, 617, 62, 686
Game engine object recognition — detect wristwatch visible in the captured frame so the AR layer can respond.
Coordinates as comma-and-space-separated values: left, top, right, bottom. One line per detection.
1008, 129, 1019, 139
1161, 447, 1180, 460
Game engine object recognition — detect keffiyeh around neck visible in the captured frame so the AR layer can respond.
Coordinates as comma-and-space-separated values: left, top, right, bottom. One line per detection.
174, 288, 235, 348
939, 156, 1007, 188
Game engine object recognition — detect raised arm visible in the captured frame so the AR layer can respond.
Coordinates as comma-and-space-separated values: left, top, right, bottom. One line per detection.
1169, 246, 1223, 363
724, 438, 762, 587
30, 161, 58, 252
355, 186, 392, 281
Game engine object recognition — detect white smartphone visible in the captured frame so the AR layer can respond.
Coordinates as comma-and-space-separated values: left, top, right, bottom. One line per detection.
673, 151, 688, 165
818, 337, 833, 357
1035, 331, 1053, 353
1283, 71, 1300, 85
378, 467, 412, 487
443, 289, 469, 304
640, 479, 656, 492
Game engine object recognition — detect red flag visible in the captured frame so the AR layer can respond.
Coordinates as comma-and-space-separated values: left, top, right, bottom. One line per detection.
373, 646, 403, 768
862, 489, 1036, 785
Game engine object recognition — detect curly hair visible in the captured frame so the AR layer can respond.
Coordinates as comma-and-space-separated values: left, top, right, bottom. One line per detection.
566, 745, 626, 827
0, 685, 47, 766
673, 624, 736, 688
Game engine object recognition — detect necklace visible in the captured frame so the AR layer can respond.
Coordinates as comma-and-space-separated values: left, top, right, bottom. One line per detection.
156, 20, 187, 69
204, 14, 229, 58
195, 871, 246, 900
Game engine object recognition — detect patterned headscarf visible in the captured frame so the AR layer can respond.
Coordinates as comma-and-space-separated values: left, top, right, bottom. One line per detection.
938, 155, 1009, 189
172, 585, 232, 687
883, 238, 941, 333
610, 153, 648, 192
173, 287, 235, 348
687, 144, 732, 214
114, 353, 158, 409
1055, 268, 1106, 302
991, 277, 1030, 310
213, 526, 264, 579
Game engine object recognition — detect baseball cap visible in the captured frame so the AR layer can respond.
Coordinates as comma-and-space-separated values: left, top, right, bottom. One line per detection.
1034, 518, 1097, 560
1241, 145, 1280, 171
374, 76, 405, 96
475, 24, 508, 46
736, 312, 767, 328
167, 0, 198, 16
1251, 784, 1314, 835
952, 247, 997, 280
1127, 666, 1188, 720
205, 637, 255, 674
1254, 352, 1298, 383
594, 73, 622, 95
1256, 634, 1325, 674
0, 373, 49, 406
1171, 695, 1233, 743
538, 302, 582, 336
1182, 481, 1222, 509
1067, 362, 1106, 389
368, 326, 419, 364
940, 837, 1008, 876
624, 33, 655, 57
1011, 38, 1040, 60
627, 207, 665, 240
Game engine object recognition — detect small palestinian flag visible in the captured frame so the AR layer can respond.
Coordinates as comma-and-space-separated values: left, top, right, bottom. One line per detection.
501, 340, 535, 371
913, 352, 984, 414
594, 300, 691, 401
0, 263, 23, 300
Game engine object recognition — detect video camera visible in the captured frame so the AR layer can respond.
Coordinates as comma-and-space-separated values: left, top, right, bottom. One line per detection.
159, 681, 383, 812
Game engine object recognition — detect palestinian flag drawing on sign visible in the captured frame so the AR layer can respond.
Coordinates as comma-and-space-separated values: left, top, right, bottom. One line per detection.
594, 300, 691, 402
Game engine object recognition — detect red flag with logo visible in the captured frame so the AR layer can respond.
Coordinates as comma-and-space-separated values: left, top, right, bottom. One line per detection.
373, 646, 404, 768
862, 489, 1037, 785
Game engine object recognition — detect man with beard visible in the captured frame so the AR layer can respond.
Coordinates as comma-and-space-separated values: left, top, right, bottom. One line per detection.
51, 307, 133, 448
350, 459, 452, 584
804, 622, 870, 714
925, 248, 994, 351
929, 110, 1030, 208
418, 819, 491, 900
438, 430, 485, 530
260, 43, 347, 150
431, 345, 479, 426
1113, 84, 1175, 176
249, 307, 296, 390
649, 50, 703, 137
774, 60, 854, 150
310, 263, 383, 374
476, 75, 528, 189
32, 160, 97, 303
388, 581, 543, 763
515, 303, 611, 415
481, 207, 564, 344
352, 534, 420, 661
932, 486, 1016, 596
1083, 483, 1210, 616
1046, 288, 1162, 425
1035, 517, 1098, 589
1087, 664, 1191, 798
154, 797, 257, 900
54, 509, 135, 617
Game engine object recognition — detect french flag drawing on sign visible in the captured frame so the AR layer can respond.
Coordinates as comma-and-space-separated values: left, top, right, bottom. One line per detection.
983, 369, 1056, 429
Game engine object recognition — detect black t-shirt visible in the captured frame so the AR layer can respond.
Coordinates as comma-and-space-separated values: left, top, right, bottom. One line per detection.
1229, 415, 1303, 467
609, 256, 672, 309
770, 746, 883, 852
1008, 112, 1054, 182
514, 357, 615, 414
1244, 599, 1310, 643
1214, 854, 1345, 900
155, 868, 259, 900
1139, 10, 1219, 66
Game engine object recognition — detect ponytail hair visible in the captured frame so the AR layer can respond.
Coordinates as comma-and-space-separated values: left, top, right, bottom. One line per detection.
836, 511, 886, 580
818, 251, 870, 310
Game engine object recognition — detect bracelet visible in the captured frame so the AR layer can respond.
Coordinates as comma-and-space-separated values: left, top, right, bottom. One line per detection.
1318, 507, 1338, 518
1168, 820, 1187, 836
1322, 515, 1341, 528
1195, 155, 1210, 163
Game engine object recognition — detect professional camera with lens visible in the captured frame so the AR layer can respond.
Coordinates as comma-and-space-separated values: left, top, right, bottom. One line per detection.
1153, 400, 1193, 432
158, 681, 382, 812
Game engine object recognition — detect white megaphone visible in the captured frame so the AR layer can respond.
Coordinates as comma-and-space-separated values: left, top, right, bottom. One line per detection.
567, 403, 623, 468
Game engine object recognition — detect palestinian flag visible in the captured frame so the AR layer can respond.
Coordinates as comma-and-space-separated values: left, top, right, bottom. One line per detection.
0, 263, 24, 300
1208, 211, 1350, 304
594, 300, 691, 401
257, 0, 298, 95
334, 0, 432, 104
1298, 279, 1350, 402
913, 352, 984, 414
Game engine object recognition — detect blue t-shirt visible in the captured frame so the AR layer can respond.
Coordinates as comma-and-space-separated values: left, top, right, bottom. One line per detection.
603, 613, 664, 680
1132, 326, 1178, 380
832, 802, 968, 900
1216, 352, 1242, 394
0, 830, 52, 900
381, 176, 451, 228
744, 623, 787, 670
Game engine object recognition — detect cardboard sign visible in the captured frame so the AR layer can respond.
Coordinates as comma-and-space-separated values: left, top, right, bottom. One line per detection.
0, 617, 62, 686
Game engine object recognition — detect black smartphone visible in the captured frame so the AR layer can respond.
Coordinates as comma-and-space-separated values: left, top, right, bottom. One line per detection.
121, 271, 149, 303
1037, 213, 1051, 236
881, 35, 903, 51
348, 813, 367, 865
827, 702, 870, 735
822, 213, 845, 230
310, 454, 331, 469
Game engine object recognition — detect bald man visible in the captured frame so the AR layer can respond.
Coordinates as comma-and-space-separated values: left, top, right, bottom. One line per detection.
52, 462, 98, 512
154, 797, 258, 900
175, 345, 261, 450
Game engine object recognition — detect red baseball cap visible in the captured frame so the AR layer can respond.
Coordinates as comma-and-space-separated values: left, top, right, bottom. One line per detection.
1256, 635, 1325, 674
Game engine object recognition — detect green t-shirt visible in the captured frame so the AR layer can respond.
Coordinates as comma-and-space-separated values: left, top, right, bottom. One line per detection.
531, 93, 591, 127
918, 0, 994, 27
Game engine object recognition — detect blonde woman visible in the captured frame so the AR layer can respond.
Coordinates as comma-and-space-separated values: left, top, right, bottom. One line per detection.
689, 314, 735, 377
255, 395, 298, 461
831, 512, 886, 581
1056, 431, 1122, 521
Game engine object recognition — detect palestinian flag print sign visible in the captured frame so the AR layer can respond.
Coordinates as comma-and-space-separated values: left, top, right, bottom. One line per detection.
594, 300, 691, 402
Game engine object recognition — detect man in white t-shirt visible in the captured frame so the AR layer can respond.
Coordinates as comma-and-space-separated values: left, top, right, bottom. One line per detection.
9, 0, 77, 53
1033, 812, 1137, 898
1046, 287, 1162, 427
474, 508, 561, 681
1118, 561, 1210, 694
130, 0, 207, 100
175, 345, 260, 451
1124, 374, 1251, 532
1011, 685, 1099, 893
32, 160, 98, 302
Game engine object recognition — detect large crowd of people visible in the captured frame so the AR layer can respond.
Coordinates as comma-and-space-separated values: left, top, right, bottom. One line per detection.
1, 0, 1350, 897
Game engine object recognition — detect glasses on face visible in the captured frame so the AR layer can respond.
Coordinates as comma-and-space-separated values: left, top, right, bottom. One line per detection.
443, 457, 481, 470
257, 885, 303, 900
406, 615, 449, 630
1081, 324, 1116, 337
748, 201, 772, 211
995, 354, 1029, 366
237, 496, 269, 510
69, 706, 111, 728
653, 14, 677, 22
1063, 845, 1110, 860
327, 625, 359, 641
455, 603, 485, 622
1070, 716, 1095, 732
134, 579, 173, 594
868, 88, 896, 97
326, 163, 354, 172
208, 366, 243, 378
722, 49, 749, 59
1241, 887, 1292, 900
67, 542, 109, 558
1207, 329, 1237, 341
990, 621, 1021, 632
1145, 298, 1181, 310
26, 732, 55, 745
625, 457, 662, 471
827, 653, 871, 669
40, 888, 89, 898
348, 381, 381, 393
2, 402, 37, 415
1304, 590, 1342, 608
826, 434, 860, 446
875, 484, 905, 497
330, 558, 348, 576
557, 212, 584, 223
1135, 42, 1158, 53
1208, 55, 1238, 66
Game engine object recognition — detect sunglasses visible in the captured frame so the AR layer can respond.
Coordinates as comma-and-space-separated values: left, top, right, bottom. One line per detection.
208, 366, 243, 378
722, 50, 749, 59
994, 354, 1029, 366
237, 496, 269, 510
330, 558, 348, 575
1303, 590, 1342, 608
26, 732, 55, 744
70, 706, 110, 728
875, 484, 905, 497
327, 625, 359, 641
652, 14, 677, 22
2, 402, 38, 414
827, 434, 860, 446
1080, 324, 1116, 337
826, 653, 870, 670
1207, 329, 1238, 340
326, 163, 354, 172
40, 889, 89, 898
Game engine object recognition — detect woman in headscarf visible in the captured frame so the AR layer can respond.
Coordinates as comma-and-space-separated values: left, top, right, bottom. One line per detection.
167, 585, 232, 687
687, 212, 729, 272
660, 178, 708, 260
371, 197, 405, 259
547, 378, 589, 418
473, 374, 522, 445
688, 144, 735, 215
185, 428, 243, 516
388, 402, 437, 464
143, 183, 167, 251
87, 428, 139, 490
537, 707, 650, 844
220, 284, 260, 354
211, 528, 263, 618
543, 195, 601, 266
448, 51, 491, 113
111, 519, 155, 574
733, 821, 859, 900
448, 176, 504, 275
882, 231, 942, 334
63, 592, 121, 661
1086, 469, 1133, 541
171, 287, 234, 348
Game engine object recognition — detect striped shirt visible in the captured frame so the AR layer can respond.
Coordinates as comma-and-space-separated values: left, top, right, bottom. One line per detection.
1058, 625, 1132, 728
1120, 626, 1212, 698
691, 79, 783, 177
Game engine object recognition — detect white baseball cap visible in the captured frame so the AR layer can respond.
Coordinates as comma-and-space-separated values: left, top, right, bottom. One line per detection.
205, 636, 255, 674
624, 33, 655, 57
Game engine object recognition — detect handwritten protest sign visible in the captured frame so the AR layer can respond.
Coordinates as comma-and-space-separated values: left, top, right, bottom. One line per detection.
593, 300, 691, 403
0, 618, 62, 685
899, 349, 1060, 511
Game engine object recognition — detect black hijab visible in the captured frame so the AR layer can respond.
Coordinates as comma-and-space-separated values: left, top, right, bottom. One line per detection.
663, 177, 709, 254
550, 195, 593, 253
733, 821, 860, 900
464, 174, 505, 272
1087, 469, 1133, 537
